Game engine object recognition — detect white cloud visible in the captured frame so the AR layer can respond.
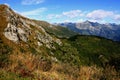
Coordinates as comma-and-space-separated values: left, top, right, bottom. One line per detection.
47, 14, 62, 19
47, 10, 84, 19
114, 14, 120, 21
62, 10, 84, 18
86, 10, 114, 20
86, 9, 120, 23
21, 8, 47, 16
22, 0, 45, 5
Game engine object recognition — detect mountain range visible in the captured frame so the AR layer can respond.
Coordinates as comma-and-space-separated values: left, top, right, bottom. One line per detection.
57, 21, 120, 41
0, 4, 120, 80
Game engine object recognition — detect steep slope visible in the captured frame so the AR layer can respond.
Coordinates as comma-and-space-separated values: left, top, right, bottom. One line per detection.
0, 4, 62, 49
57, 21, 120, 41
0, 4, 120, 80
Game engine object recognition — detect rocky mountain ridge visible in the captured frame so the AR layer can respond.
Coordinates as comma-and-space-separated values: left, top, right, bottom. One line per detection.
57, 21, 120, 41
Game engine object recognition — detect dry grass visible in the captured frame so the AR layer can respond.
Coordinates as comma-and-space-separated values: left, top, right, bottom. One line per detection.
6, 52, 58, 79
78, 66, 102, 80
0, 52, 120, 80
102, 65, 120, 80
78, 65, 120, 80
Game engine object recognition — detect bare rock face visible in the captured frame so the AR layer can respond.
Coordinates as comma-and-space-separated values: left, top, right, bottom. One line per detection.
3, 15, 31, 43
37, 33, 51, 48
4, 23, 19, 42
1, 4, 62, 48
55, 39, 62, 45
17, 27, 28, 42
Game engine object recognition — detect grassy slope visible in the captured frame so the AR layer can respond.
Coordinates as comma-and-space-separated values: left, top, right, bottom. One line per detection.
68, 35, 120, 67
53, 35, 120, 67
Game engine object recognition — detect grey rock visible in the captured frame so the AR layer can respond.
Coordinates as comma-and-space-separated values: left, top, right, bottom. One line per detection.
4, 23, 19, 42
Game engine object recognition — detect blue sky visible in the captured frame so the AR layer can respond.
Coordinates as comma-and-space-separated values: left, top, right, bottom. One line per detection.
0, 0, 120, 23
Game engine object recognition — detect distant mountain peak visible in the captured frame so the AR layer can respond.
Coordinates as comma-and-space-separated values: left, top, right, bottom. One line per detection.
84, 20, 91, 23
58, 21, 120, 41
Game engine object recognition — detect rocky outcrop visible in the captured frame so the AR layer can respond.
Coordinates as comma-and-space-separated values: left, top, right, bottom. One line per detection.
4, 23, 19, 42
36, 31, 62, 48
4, 23, 29, 42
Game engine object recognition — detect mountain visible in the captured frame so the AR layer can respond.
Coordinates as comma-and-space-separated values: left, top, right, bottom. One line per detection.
0, 4, 120, 80
57, 21, 120, 41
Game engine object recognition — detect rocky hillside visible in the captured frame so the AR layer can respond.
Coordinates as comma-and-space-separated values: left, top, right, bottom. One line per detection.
0, 4, 120, 80
0, 4, 62, 49
57, 21, 120, 41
